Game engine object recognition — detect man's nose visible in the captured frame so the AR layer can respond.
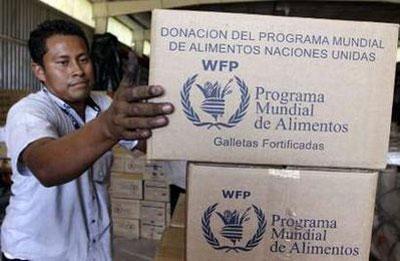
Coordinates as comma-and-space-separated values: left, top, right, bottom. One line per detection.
70, 60, 84, 76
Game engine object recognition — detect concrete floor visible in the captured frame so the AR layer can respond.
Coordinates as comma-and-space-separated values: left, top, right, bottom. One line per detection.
0, 234, 159, 261
113, 236, 160, 261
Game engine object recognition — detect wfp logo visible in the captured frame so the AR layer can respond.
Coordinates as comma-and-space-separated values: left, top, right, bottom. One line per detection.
201, 203, 266, 253
180, 74, 250, 129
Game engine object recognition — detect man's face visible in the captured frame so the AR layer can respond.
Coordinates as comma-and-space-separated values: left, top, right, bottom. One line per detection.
33, 35, 94, 104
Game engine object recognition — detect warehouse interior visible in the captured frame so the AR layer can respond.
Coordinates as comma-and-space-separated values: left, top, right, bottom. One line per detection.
1, 0, 400, 260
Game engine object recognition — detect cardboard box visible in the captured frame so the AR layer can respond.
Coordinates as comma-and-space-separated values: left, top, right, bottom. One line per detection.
110, 172, 143, 199
140, 222, 165, 240
144, 180, 170, 202
125, 154, 147, 174
0, 90, 30, 125
144, 162, 168, 181
187, 163, 377, 261
113, 218, 140, 240
111, 198, 140, 220
112, 147, 147, 174
155, 227, 185, 261
148, 9, 399, 169
140, 200, 169, 226
111, 154, 126, 173
112, 147, 170, 180
170, 194, 186, 229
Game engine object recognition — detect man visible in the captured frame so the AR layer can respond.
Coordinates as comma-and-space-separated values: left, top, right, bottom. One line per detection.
1, 20, 173, 261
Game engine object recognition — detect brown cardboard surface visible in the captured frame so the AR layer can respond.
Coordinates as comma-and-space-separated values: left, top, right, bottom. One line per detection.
0, 90, 30, 125
111, 154, 126, 173
155, 227, 185, 261
148, 9, 399, 169
186, 163, 377, 261
170, 193, 186, 228
112, 147, 147, 174
140, 200, 168, 226
140, 222, 165, 240
144, 180, 170, 202
143, 164, 168, 181
110, 173, 143, 200
111, 198, 140, 220
113, 218, 140, 240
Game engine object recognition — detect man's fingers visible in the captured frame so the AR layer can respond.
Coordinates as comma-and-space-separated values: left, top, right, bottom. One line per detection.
121, 129, 152, 140
123, 102, 174, 117
117, 116, 169, 129
124, 85, 165, 102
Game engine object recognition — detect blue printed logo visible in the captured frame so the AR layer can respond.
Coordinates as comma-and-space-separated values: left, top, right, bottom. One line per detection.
201, 203, 267, 253
181, 74, 250, 129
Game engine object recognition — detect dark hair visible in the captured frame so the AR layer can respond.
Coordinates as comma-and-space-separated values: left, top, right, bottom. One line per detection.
28, 19, 89, 67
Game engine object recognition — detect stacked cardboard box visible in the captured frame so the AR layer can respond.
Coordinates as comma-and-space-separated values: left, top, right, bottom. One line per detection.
141, 159, 171, 240
0, 90, 30, 126
110, 148, 143, 239
155, 193, 186, 261
187, 165, 377, 260
170, 194, 186, 229
110, 146, 170, 240
155, 226, 185, 261
148, 9, 399, 261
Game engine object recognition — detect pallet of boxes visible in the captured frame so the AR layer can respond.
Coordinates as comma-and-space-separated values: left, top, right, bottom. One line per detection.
149, 9, 399, 261
110, 146, 170, 241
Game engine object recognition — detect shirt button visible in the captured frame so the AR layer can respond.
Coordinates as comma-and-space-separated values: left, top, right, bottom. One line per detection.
92, 195, 96, 200
92, 239, 96, 243
92, 219, 96, 223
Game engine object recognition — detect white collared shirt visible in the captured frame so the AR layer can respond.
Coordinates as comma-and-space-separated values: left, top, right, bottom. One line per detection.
2, 89, 131, 261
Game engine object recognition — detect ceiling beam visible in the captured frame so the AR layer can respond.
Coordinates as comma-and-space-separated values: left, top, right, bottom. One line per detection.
92, 0, 108, 33
94, 17, 108, 33
116, 15, 144, 32
93, 0, 400, 17
93, 0, 266, 17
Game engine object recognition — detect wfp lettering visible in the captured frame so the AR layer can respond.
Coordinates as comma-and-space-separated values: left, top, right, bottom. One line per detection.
222, 189, 251, 199
202, 59, 239, 72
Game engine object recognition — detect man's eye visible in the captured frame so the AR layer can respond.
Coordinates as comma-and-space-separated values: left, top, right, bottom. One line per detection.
80, 57, 89, 63
57, 61, 68, 66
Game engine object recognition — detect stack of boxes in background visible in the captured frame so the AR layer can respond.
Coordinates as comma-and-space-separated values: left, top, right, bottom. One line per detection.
0, 90, 30, 127
148, 9, 399, 260
370, 125, 400, 260
141, 179, 171, 240
0, 90, 27, 222
110, 146, 170, 240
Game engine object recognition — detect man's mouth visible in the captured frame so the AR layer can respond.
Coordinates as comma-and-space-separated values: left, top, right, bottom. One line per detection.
70, 80, 88, 87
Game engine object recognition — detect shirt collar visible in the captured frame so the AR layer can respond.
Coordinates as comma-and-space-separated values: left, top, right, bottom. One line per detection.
42, 87, 101, 125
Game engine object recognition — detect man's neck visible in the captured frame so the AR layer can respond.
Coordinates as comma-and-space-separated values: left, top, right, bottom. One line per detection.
70, 102, 86, 120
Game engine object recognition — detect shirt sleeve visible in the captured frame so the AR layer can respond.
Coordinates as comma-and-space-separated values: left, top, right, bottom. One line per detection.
5, 102, 59, 175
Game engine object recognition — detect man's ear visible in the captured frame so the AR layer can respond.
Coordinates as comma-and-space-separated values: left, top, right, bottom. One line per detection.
31, 62, 46, 84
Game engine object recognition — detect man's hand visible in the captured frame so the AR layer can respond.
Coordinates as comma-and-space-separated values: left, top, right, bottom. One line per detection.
101, 78, 174, 142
